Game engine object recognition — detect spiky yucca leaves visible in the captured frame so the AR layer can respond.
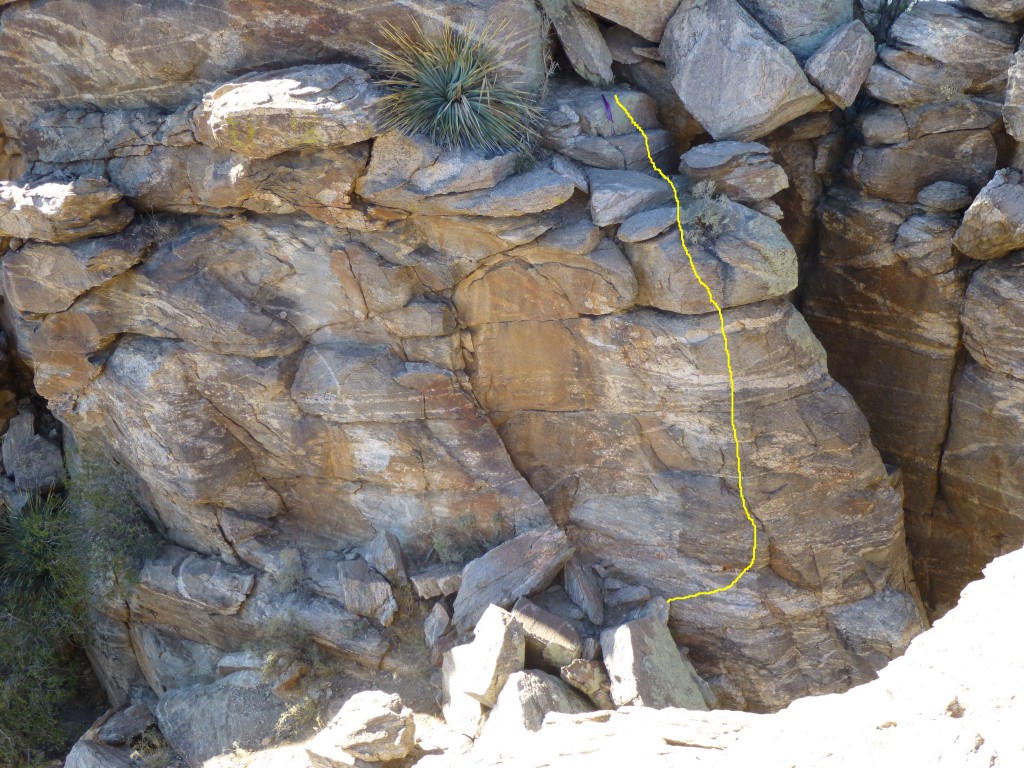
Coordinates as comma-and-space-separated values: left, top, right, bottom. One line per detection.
373, 21, 540, 153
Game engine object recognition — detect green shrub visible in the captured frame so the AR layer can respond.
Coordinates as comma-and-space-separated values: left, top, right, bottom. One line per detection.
0, 495, 90, 765
373, 20, 540, 153
65, 445, 161, 602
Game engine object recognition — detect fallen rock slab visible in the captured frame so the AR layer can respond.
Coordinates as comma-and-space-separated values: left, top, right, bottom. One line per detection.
363, 530, 408, 588
0, 177, 133, 243
538, 0, 613, 85
576, 0, 681, 42
96, 703, 157, 746
588, 168, 674, 227
660, 0, 823, 141
452, 525, 574, 633
562, 556, 604, 626
560, 658, 615, 709
307, 690, 415, 766
600, 614, 709, 710
411, 563, 463, 600
736, 0, 853, 60
306, 556, 398, 627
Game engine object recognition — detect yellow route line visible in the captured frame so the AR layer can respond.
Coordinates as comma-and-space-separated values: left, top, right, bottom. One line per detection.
613, 95, 757, 603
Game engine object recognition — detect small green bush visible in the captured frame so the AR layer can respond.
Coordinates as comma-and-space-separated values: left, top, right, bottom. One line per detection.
0, 495, 89, 766
373, 20, 540, 153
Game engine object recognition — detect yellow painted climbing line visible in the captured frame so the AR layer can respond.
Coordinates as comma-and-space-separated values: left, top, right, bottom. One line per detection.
613, 95, 757, 603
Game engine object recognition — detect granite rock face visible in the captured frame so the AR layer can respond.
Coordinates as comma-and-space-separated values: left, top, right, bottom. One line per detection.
737, 0, 854, 60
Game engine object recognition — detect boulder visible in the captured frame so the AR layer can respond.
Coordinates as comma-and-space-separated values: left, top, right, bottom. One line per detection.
1004, 48, 1024, 141
306, 691, 415, 765
803, 20, 876, 109
306, 556, 398, 627
155, 670, 287, 765
857, 105, 911, 146
193, 64, 383, 158
411, 564, 464, 600
442, 605, 526, 737
424, 601, 452, 650
562, 557, 604, 626
0, 177, 133, 243
1, 411, 65, 492
576, 0, 681, 42
600, 614, 709, 710
64, 740, 137, 768
962, 254, 1024, 381
560, 658, 615, 709
678, 141, 789, 203
511, 597, 584, 668
623, 197, 798, 314
887, 2, 1017, 97
452, 526, 574, 633
473, 670, 592, 755
660, 0, 823, 142
588, 168, 673, 226
863, 63, 936, 107
0, 226, 154, 315
962, 0, 1024, 22
736, 0, 854, 60
916, 181, 973, 213
953, 168, 1024, 261
537, 0, 614, 85
363, 530, 409, 588
96, 703, 157, 746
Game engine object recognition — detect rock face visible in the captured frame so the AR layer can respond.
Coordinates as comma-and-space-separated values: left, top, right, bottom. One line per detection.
660, 0, 823, 141
306, 691, 415, 765
803, 0, 1023, 616
0, 0, 934, 729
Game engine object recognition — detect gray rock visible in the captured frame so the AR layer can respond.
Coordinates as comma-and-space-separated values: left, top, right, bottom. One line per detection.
424, 601, 452, 650
538, 0, 614, 85
511, 597, 583, 668
863, 63, 935, 107
660, 0, 824, 142
560, 658, 615, 709
953, 168, 1024, 261
804, 20, 876, 109
307, 690, 415, 765
962, 253, 1024, 380
452, 526, 574, 633
1, 226, 153, 315
1006, 48, 1024, 141
307, 555, 398, 627
1, 411, 64, 492
411, 564, 464, 600
562, 557, 604, 626
600, 614, 709, 710
193, 63, 383, 158
736, 0, 854, 60
857, 105, 911, 146
588, 168, 674, 227
962, 0, 1024, 22
363, 530, 409, 588
917, 181, 973, 213
616, 205, 679, 243
679, 141, 789, 203
473, 670, 592, 755
443, 605, 526, 737
130, 623, 223, 696
155, 670, 286, 765
64, 739, 137, 768
576, 0, 681, 41
850, 130, 997, 204
551, 154, 589, 193
0, 177, 133, 243
887, 2, 1017, 97
623, 197, 798, 314
96, 703, 157, 746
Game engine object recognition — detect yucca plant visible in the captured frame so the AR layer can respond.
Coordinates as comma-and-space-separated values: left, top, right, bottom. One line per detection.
373, 20, 540, 153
